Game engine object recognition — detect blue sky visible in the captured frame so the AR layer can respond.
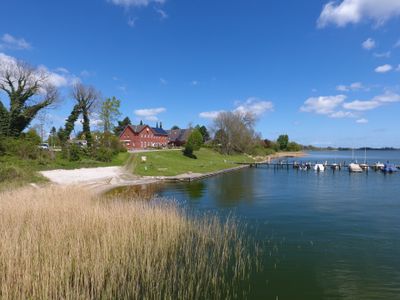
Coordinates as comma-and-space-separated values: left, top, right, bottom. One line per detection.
1, 0, 400, 147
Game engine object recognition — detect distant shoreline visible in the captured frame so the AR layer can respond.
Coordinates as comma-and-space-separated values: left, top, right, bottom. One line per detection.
304, 148, 400, 151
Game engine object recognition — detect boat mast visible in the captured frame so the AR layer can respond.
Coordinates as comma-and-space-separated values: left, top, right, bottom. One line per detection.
364, 147, 367, 164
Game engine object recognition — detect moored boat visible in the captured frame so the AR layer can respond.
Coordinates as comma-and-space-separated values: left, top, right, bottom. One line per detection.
349, 163, 363, 173
372, 162, 385, 171
331, 163, 340, 170
314, 163, 325, 172
382, 163, 398, 173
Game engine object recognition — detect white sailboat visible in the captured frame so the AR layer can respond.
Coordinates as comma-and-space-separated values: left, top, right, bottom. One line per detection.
349, 163, 363, 173
360, 147, 369, 170
349, 148, 363, 173
314, 163, 325, 172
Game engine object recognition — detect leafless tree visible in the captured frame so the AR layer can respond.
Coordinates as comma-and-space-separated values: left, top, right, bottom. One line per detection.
0, 60, 59, 136
212, 111, 257, 154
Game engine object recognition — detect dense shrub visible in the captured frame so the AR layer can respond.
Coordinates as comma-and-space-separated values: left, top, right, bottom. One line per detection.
108, 135, 127, 155
69, 144, 82, 162
22, 128, 41, 145
183, 143, 196, 159
0, 165, 24, 183
0, 137, 5, 156
287, 141, 302, 152
5, 138, 39, 160
95, 147, 113, 162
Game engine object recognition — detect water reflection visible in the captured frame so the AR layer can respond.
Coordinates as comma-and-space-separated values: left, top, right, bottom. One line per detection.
208, 169, 255, 207
184, 181, 206, 200
107, 183, 163, 201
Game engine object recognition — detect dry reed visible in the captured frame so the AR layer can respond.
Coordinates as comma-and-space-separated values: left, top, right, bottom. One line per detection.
0, 186, 254, 299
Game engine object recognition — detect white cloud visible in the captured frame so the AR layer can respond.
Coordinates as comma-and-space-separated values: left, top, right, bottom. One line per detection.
0, 33, 31, 50
134, 107, 166, 121
362, 38, 375, 50
199, 110, 225, 119
343, 91, 400, 111
317, 0, 400, 28
300, 95, 347, 115
343, 100, 381, 111
373, 91, 400, 103
329, 110, 356, 118
199, 97, 274, 120
109, 0, 165, 8
233, 97, 274, 116
356, 118, 368, 124
0, 52, 79, 88
375, 64, 393, 73
336, 82, 364, 92
373, 51, 391, 58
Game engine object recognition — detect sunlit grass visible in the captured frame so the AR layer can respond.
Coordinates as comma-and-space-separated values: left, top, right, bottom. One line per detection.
128, 148, 255, 176
0, 186, 256, 299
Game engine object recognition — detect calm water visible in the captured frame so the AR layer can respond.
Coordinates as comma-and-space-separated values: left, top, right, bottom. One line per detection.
118, 151, 400, 299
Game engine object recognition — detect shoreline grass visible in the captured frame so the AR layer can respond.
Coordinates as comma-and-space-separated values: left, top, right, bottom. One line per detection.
0, 186, 257, 299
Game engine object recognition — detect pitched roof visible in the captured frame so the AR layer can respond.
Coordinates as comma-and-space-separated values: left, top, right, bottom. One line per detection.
128, 125, 147, 133
168, 129, 192, 142
151, 127, 168, 136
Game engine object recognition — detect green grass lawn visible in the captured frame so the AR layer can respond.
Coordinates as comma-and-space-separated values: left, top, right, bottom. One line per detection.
128, 148, 255, 176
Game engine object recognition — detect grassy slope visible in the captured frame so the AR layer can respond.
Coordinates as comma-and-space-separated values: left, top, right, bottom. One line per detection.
0, 152, 130, 190
129, 148, 255, 176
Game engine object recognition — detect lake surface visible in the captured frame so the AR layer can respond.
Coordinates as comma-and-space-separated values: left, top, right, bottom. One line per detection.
118, 151, 400, 299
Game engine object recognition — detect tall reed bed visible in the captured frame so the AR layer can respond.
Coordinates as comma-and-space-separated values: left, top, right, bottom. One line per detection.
0, 186, 255, 299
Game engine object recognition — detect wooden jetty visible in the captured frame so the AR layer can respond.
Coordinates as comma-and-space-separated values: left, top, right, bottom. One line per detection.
237, 160, 400, 172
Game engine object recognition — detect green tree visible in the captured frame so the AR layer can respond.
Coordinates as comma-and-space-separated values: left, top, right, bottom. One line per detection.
48, 126, 59, 147
0, 101, 9, 136
277, 134, 289, 151
187, 129, 203, 151
287, 141, 302, 152
0, 61, 59, 136
114, 117, 132, 136
171, 125, 180, 130
99, 97, 121, 134
59, 103, 81, 144
183, 129, 203, 158
24, 128, 41, 145
196, 125, 210, 142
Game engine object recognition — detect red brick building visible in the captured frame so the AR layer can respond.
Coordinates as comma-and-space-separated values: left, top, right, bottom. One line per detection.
119, 125, 169, 150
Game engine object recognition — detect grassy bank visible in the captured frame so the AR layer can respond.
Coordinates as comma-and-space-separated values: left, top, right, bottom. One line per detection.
0, 152, 130, 191
0, 186, 256, 299
128, 148, 255, 176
